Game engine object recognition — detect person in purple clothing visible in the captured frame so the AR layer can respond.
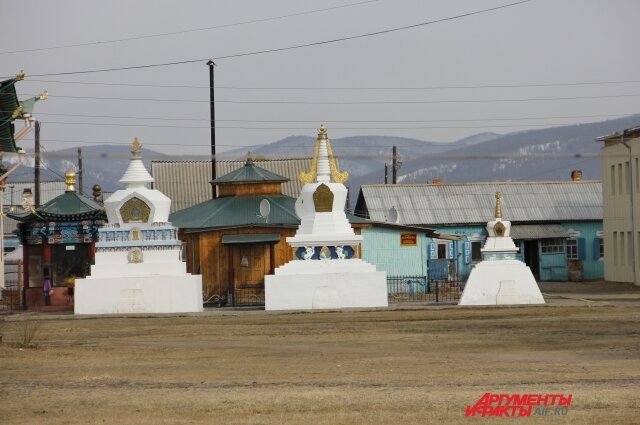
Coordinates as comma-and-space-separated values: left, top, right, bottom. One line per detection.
43, 278, 52, 306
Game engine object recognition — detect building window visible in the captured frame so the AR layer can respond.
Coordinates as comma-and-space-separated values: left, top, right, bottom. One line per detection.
613, 232, 618, 265
626, 161, 631, 194
636, 158, 639, 194
629, 231, 633, 266
471, 241, 482, 261
540, 238, 564, 254
618, 163, 623, 195
566, 239, 578, 259
620, 231, 626, 266
599, 238, 604, 259
611, 165, 616, 194
437, 243, 447, 259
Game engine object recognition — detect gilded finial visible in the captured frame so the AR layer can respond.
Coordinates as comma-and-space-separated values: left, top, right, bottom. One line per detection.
131, 137, 142, 156
299, 124, 349, 184
318, 124, 328, 140
65, 170, 76, 192
495, 191, 502, 219
39, 90, 48, 101
16, 70, 25, 81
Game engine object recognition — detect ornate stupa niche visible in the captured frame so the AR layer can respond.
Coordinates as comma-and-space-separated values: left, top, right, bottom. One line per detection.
458, 191, 544, 306
288, 124, 361, 261
265, 125, 388, 311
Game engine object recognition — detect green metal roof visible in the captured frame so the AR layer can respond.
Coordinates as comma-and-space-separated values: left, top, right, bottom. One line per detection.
0, 78, 20, 153
221, 233, 281, 244
0, 120, 16, 153
170, 194, 300, 230
8, 191, 106, 222
212, 161, 288, 184
0, 78, 20, 121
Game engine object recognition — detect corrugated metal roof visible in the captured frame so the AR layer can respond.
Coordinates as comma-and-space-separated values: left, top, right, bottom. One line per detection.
358, 181, 602, 225
2, 181, 67, 234
152, 159, 310, 213
2, 181, 66, 206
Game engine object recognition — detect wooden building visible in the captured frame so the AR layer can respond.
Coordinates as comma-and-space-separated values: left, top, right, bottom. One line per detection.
170, 157, 300, 306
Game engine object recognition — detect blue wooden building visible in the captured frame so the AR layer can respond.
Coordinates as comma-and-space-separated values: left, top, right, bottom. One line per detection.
354, 178, 603, 282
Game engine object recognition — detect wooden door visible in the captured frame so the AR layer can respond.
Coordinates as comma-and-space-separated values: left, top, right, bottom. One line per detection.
231, 244, 270, 306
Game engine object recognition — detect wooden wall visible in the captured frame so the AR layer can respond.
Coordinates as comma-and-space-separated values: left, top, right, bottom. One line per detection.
180, 227, 297, 301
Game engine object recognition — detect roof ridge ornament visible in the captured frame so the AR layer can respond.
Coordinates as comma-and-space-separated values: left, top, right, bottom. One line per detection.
246, 151, 254, 165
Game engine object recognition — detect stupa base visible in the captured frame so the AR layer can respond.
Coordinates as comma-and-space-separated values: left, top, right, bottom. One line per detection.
74, 275, 203, 314
459, 260, 545, 305
265, 260, 388, 310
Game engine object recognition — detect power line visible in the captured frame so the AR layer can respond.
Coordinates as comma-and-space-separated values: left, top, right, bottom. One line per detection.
34, 120, 628, 131
22, 92, 640, 104
6, 0, 533, 78
0, 0, 380, 55
21, 78, 640, 90
2, 111, 633, 123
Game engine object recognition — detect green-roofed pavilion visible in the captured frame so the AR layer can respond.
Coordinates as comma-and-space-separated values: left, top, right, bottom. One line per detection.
9, 171, 106, 310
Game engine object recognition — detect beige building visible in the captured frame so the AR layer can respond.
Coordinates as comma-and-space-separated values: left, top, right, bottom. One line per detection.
598, 126, 640, 285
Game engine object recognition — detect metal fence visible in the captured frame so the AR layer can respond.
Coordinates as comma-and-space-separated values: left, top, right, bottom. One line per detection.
0, 280, 24, 311
387, 274, 462, 303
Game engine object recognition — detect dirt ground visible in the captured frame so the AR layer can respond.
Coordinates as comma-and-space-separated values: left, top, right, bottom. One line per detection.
1, 281, 639, 425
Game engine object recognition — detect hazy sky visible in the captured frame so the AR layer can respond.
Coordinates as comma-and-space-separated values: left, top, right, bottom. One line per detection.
1, 0, 639, 161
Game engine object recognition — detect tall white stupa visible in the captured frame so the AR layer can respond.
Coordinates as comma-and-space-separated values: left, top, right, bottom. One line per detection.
265, 125, 388, 310
458, 192, 545, 305
74, 138, 203, 314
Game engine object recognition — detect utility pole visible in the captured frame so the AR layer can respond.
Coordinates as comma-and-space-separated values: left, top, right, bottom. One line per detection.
392, 145, 398, 184
384, 163, 388, 184
207, 60, 217, 199
34, 121, 41, 207
77, 147, 83, 196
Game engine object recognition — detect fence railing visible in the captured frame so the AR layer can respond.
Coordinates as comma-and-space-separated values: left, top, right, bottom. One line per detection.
0, 279, 24, 311
387, 275, 462, 303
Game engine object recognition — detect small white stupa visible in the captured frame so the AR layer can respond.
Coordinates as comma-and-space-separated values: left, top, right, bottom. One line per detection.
74, 138, 203, 314
265, 125, 388, 310
459, 192, 545, 305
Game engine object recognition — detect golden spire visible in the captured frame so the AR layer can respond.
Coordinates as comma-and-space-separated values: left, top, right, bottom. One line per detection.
39, 90, 48, 101
16, 70, 25, 81
495, 191, 502, 219
299, 124, 349, 184
131, 137, 142, 156
65, 170, 76, 192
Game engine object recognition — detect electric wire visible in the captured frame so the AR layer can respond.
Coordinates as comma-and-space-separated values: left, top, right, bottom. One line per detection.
3, 0, 533, 78
19, 78, 640, 90
21, 92, 640, 104
0, 0, 380, 55
1, 111, 636, 124
31, 120, 624, 131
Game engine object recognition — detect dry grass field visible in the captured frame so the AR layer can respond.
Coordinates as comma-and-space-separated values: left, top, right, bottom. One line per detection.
1, 284, 639, 424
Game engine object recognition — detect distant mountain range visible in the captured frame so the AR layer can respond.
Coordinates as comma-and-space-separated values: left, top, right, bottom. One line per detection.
7, 114, 640, 196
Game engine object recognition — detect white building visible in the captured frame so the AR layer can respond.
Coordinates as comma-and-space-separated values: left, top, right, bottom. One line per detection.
598, 125, 640, 285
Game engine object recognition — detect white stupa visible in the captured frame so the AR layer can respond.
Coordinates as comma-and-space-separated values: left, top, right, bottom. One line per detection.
265, 125, 388, 310
458, 192, 545, 305
74, 138, 203, 314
